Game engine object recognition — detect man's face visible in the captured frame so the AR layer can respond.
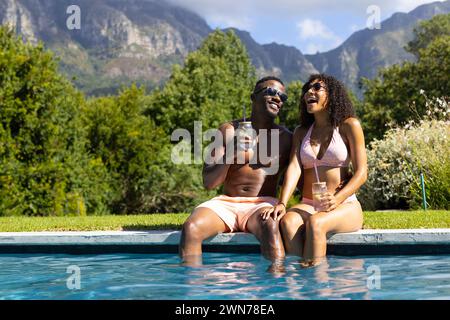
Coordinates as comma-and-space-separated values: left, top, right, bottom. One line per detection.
252, 80, 287, 118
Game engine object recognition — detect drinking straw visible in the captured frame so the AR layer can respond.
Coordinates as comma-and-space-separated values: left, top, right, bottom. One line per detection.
243, 104, 246, 122
313, 161, 320, 183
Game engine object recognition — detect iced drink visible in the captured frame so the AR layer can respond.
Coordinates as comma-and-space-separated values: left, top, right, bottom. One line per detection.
312, 182, 327, 211
237, 121, 256, 151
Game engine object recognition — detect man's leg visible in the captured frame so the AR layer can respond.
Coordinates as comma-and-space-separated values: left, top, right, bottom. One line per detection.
179, 207, 229, 266
246, 207, 285, 261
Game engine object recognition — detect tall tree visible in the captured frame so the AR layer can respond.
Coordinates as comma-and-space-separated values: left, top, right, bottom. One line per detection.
146, 29, 256, 134
278, 81, 303, 131
360, 14, 450, 141
82, 85, 201, 213
0, 27, 111, 216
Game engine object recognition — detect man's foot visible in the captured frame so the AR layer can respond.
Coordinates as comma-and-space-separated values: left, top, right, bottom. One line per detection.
180, 254, 203, 267
266, 258, 286, 276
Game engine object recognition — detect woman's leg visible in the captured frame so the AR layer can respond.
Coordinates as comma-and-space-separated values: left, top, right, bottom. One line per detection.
279, 204, 314, 256
303, 201, 363, 265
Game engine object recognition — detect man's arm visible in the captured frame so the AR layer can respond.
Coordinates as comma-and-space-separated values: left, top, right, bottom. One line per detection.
202, 123, 234, 190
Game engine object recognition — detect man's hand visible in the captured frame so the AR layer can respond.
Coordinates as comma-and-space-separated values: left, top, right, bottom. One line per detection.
260, 203, 286, 221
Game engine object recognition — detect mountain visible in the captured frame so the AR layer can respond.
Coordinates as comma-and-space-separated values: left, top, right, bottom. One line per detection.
305, 0, 450, 96
0, 0, 316, 94
1, 0, 449, 96
0, 0, 212, 95
224, 28, 318, 83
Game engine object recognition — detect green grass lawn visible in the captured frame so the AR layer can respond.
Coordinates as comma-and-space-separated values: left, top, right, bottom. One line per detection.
0, 211, 448, 232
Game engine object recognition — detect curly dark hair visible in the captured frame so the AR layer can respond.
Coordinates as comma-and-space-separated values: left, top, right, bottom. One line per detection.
300, 74, 355, 128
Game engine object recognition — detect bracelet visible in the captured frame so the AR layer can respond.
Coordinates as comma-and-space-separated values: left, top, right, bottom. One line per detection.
278, 202, 286, 208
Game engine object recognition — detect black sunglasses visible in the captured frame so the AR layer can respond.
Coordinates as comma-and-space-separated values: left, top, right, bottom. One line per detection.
305, 82, 327, 92
254, 87, 288, 102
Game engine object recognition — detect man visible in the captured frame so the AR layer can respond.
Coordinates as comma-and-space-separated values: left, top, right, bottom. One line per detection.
179, 76, 292, 265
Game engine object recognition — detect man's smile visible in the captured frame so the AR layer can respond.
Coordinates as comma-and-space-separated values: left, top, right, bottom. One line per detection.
268, 101, 280, 112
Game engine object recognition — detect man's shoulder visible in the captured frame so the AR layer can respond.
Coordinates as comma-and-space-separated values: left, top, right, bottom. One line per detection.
274, 124, 293, 137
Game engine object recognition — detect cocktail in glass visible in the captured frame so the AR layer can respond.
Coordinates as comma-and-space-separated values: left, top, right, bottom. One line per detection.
312, 182, 327, 212
236, 121, 256, 151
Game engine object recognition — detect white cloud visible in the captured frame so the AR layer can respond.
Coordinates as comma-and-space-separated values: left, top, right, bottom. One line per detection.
166, 0, 446, 21
166, 0, 254, 29
165, 0, 446, 53
297, 19, 343, 53
207, 15, 253, 31
297, 19, 338, 40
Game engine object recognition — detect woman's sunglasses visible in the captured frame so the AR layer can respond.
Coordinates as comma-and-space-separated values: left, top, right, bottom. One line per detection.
254, 87, 288, 102
304, 82, 327, 92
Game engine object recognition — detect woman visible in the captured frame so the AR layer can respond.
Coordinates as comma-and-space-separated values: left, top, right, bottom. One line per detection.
261, 74, 367, 267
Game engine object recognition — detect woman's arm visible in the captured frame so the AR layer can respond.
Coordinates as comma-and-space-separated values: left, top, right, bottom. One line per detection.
262, 125, 306, 220
321, 117, 368, 211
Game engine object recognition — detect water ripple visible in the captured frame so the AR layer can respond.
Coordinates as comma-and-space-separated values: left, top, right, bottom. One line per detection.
0, 254, 449, 299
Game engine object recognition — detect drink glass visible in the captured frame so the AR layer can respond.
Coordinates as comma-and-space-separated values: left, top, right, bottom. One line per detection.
236, 121, 256, 151
312, 182, 327, 211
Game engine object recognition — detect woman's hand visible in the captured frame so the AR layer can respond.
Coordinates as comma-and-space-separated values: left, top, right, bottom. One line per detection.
260, 203, 287, 221
319, 192, 341, 212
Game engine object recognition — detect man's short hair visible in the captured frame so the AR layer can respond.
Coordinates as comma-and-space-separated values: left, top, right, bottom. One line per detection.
253, 76, 284, 93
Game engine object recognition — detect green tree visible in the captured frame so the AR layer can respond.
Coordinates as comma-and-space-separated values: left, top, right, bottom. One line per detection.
83, 85, 212, 213
406, 14, 450, 56
146, 29, 256, 134
0, 27, 112, 216
133, 30, 258, 213
278, 81, 303, 131
360, 14, 450, 141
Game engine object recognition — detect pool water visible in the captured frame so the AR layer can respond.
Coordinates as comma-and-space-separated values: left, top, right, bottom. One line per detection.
0, 253, 449, 300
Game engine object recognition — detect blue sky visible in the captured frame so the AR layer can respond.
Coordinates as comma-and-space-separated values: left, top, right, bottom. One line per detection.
167, 0, 446, 54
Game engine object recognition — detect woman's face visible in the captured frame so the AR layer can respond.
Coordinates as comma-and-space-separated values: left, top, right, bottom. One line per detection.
304, 79, 328, 114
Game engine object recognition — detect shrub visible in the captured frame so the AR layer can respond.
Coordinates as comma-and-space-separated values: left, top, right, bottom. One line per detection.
83, 85, 216, 213
0, 27, 112, 216
358, 94, 449, 210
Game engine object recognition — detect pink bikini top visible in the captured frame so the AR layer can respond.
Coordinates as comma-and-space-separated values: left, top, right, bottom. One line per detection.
300, 123, 350, 169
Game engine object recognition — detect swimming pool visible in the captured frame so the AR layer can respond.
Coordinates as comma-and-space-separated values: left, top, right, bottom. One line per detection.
0, 253, 449, 300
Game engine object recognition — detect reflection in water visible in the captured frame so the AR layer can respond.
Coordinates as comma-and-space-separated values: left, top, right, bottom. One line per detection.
271, 256, 372, 299
182, 256, 268, 299
2, 253, 448, 299
310, 257, 371, 299
180, 254, 374, 299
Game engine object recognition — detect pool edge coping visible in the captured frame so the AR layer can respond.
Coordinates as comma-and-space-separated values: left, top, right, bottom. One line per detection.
0, 229, 449, 246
